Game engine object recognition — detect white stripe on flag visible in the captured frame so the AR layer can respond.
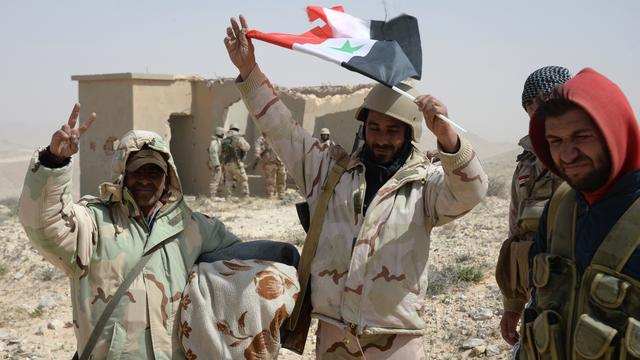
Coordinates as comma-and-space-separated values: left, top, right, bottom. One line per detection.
323, 8, 371, 39
293, 38, 375, 65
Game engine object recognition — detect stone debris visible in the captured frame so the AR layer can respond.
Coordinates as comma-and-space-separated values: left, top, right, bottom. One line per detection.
486, 344, 502, 356
462, 338, 486, 349
470, 307, 494, 321
47, 319, 64, 330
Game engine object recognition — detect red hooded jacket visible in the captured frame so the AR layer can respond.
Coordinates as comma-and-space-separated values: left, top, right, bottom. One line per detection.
529, 67, 640, 203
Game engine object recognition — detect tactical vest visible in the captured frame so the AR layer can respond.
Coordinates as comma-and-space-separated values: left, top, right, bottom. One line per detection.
519, 189, 640, 359
220, 136, 244, 164
515, 151, 560, 237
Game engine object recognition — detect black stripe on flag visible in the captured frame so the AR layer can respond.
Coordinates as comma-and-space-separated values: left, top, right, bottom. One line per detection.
370, 15, 422, 80
342, 40, 419, 87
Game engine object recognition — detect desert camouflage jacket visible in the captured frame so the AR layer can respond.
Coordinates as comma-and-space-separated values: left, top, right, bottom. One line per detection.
19, 130, 240, 359
496, 135, 561, 313
254, 135, 283, 165
237, 65, 488, 335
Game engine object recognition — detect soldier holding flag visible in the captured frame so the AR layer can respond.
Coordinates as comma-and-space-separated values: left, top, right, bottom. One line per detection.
224, 14, 487, 359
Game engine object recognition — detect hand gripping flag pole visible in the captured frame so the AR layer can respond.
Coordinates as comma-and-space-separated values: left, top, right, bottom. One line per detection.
247, 5, 467, 133
390, 85, 467, 133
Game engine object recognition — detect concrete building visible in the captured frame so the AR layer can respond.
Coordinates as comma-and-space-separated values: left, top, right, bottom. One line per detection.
72, 73, 372, 197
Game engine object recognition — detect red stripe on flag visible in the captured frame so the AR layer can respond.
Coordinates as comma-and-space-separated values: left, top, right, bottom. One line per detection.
246, 6, 348, 49
246, 30, 328, 49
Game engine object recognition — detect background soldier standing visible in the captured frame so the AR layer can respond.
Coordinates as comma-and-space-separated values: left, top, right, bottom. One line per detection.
495, 66, 572, 346
254, 133, 287, 198
208, 126, 225, 197
220, 123, 251, 197
319, 127, 335, 146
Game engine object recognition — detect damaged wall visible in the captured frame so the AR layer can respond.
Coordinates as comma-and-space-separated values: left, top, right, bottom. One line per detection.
73, 73, 372, 197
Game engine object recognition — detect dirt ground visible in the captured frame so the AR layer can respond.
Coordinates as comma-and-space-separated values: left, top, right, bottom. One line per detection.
0, 156, 517, 359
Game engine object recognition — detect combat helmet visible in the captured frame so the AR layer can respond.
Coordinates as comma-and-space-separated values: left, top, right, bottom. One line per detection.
214, 127, 225, 137
355, 82, 422, 142
320, 128, 331, 135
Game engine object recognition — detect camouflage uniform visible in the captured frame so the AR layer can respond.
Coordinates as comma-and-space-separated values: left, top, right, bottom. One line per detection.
220, 129, 251, 197
254, 135, 287, 197
208, 136, 223, 197
236, 65, 488, 358
495, 135, 562, 313
19, 130, 240, 359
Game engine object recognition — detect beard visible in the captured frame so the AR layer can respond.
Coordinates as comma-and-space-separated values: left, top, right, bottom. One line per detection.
559, 156, 611, 193
365, 143, 401, 165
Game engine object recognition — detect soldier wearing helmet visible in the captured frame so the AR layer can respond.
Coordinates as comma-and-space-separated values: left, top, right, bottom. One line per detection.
319, 127, 334, 146
225, 15, 487, 359
220, 123, 251, 198
207, 126, 226, 197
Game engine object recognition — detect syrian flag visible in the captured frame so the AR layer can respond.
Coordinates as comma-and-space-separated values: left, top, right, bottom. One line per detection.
246, 6, 422, 87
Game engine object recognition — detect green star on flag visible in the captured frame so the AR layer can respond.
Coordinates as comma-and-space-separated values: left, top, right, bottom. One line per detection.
331, 40, 364, 54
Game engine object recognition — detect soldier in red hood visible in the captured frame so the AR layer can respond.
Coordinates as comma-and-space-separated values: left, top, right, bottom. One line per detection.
518, 68, 640, 359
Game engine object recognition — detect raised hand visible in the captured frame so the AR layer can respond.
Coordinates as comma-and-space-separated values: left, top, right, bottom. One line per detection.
414, 95, 459, 153
49, 103, 96, 158
223, 15, 257, 80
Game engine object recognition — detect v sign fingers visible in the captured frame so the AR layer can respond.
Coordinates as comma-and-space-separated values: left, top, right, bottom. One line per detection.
79, 112, 97, 136
67, 103, 81, 129
49, 103, 96, 159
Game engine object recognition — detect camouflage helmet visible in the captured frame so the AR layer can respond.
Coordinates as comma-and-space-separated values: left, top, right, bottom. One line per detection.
320, 128, 331, 135
355, 82, 422, 142
214, 127, 225, 136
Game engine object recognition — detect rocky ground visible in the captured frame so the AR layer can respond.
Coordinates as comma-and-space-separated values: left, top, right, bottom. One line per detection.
0, 157, 516, 359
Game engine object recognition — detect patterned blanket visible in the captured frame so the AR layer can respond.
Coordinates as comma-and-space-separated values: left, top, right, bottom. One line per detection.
180, 259, 299, 359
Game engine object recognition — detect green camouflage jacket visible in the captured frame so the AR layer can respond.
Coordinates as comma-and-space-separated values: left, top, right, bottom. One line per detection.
237, 66, 488, 335
19, 130, 240, 359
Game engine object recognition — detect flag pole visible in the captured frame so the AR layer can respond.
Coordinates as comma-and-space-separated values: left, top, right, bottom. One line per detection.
391, 86, 467, 133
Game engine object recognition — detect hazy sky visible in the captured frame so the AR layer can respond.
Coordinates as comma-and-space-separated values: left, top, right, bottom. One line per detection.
1, 0, 638, 148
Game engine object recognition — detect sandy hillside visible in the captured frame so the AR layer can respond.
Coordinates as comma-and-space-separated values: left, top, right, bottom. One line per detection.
0, 149, 80, 202
0, 152, 519, 359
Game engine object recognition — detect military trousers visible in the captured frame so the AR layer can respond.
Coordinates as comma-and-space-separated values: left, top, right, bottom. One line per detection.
261, 162, 287, 197
223, 161, 250, 197
209, 165, 223, 197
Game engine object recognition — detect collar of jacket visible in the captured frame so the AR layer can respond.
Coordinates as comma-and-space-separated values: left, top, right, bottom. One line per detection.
349, 146, 430, 193
100, 186, 187, 236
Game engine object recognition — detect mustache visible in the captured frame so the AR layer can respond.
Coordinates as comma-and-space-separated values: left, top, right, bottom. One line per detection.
130, 183, 157, 192
560, 155, 592, 167
372, 144, 393, 151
